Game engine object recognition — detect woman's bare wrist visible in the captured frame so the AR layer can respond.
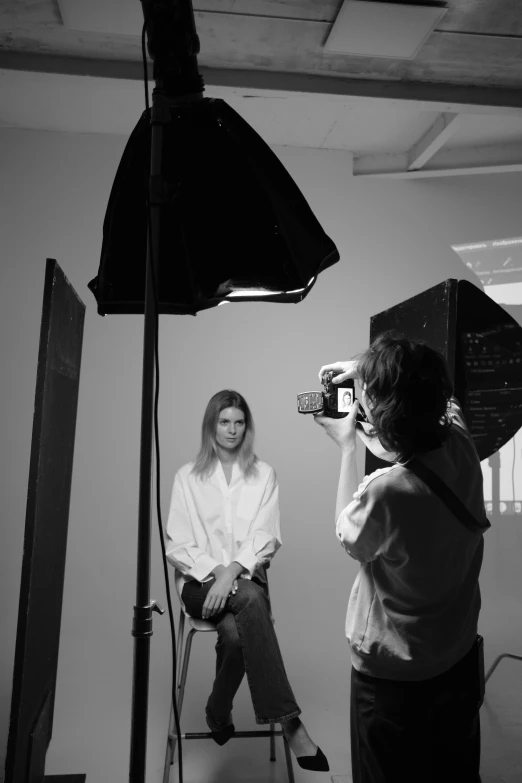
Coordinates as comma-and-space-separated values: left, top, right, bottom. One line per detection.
227, 561, 246, 579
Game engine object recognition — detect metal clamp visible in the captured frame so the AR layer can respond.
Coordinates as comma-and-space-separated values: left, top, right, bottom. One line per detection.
132, 600, 165, 638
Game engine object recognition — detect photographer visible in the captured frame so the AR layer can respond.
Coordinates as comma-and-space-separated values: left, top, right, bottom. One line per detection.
315, 332, 488, 783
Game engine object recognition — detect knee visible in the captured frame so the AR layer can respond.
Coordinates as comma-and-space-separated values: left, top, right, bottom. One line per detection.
234, 579, 269, 611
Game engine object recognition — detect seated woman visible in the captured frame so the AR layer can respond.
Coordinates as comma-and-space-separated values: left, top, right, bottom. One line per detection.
165, 389, 329, 772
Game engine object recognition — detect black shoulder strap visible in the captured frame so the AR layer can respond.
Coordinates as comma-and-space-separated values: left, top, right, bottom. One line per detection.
406, 457, 491, 534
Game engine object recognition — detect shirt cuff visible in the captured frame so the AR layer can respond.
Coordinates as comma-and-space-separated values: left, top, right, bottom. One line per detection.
232, 550, 259, 578
189, 552, 222, 583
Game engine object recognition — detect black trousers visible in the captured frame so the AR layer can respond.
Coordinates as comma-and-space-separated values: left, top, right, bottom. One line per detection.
181, 577, 300, 726
350, 636, 484, 783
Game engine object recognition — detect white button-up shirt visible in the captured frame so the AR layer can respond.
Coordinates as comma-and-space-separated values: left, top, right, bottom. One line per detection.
165, 459, 282, 596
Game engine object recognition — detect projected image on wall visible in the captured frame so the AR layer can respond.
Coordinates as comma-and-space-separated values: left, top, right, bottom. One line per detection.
452, 237, 522, 517
453, 236, 522, 307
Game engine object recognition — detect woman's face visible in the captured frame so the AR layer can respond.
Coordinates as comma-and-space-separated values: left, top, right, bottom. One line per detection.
215, 406, 246, 451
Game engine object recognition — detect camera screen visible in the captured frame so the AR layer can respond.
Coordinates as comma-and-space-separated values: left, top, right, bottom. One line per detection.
337, 388, 354, 412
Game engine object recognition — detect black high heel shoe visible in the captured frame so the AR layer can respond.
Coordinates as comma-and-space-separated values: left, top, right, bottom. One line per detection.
206, 714, 235, 746
296, 747, 330, 772
209, 723, 235, 746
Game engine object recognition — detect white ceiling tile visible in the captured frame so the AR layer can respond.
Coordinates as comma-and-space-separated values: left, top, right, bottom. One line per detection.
323, 105, 440, 153
0, 70, 145, 135
222, 94, 340, 148
443, 113, 522, 149
325, 1, 447, 59
57, 0, 143, 36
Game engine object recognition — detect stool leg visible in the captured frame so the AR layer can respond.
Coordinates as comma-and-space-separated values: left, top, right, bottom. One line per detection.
269, 722, 276, 761
163, 627, 197, 782
175, 612, 185, 685
163, 709, 174, 783
282, 735, 295, 783
163, 613, 185, 783
177, 628, 196, 716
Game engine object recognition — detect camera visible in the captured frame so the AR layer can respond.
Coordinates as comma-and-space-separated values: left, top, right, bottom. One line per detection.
297, 371, 368, 421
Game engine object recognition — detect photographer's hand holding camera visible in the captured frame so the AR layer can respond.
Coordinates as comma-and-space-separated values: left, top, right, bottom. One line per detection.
314, 362, 362, 521
314, 334, 488, 783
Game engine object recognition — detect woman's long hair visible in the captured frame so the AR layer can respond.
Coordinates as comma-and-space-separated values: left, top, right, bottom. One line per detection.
357, 331, 454, 459
191, 390, 258, 480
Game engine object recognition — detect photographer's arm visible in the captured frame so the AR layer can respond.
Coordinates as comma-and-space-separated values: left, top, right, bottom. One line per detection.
335, 444, 359, 521
314, 400, 360, 520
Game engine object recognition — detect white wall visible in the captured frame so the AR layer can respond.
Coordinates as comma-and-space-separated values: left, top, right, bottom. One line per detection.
1, 128, 522, 783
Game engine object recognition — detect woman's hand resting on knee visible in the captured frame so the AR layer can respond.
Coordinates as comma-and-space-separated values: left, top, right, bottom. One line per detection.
202, 568, 238, 619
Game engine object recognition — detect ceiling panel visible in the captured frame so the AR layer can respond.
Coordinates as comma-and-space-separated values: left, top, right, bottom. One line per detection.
195, 0, 342, 21
0, 0, 60, 25
438, 0, 522, 35
218, 92, 342, 148
323, 105, 440, 153
3, 0, 522, 89
56, 0, 343, 32
0, 69, 144, 135
0, 66, 441, 152
57, 0, 143, 36
324, 1, 447, 59
3, 0, 522, 176
444, 113, 522, 148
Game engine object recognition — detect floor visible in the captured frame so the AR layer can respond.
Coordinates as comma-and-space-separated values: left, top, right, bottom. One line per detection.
166, 651, 522, 783
480, 654, 522, 783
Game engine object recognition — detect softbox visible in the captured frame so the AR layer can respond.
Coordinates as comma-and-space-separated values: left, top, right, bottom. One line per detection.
88, 98, 340, 315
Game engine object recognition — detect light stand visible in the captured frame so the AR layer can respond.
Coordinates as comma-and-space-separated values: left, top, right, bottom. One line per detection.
129, 4, 204, 780
128, 84, 165, 781
88, 3, 340, 781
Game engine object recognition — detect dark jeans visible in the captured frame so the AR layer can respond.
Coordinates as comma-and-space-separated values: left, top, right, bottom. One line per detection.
181, 576, 301, 727
350, 636, 484, 783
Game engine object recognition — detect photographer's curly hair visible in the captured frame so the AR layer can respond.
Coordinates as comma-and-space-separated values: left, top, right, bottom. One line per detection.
192, 390, 258, 480
357, 331, 454, 459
